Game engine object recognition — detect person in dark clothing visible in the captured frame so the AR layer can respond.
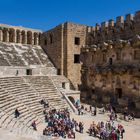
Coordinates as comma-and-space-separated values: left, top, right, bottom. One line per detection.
15, 108, 20, 118
94, 107, 97, 116
31, 121, 37, 131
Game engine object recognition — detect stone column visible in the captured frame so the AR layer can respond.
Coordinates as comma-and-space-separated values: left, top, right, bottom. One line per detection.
3, 29, 9, 42
7, 29, 10, 42
38, 33, 41, 45
0, 30, 3, 42
13, 29, 16, 43
36, 35, 39, 45
16, 30, 22, 43
32, 32, 34, 45
24, 31, 27, 44
34, 33, 39, 45
7, 29, 9, 42
19, 31, 22, 43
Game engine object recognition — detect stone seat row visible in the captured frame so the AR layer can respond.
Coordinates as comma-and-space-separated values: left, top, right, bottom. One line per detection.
0, 76, 70, 135
0, 42, 54, 67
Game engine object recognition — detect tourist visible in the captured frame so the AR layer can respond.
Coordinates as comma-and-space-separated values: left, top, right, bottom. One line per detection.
78, 107, 81, 115
31, 120, 37, 131
118, 124, 125, 139
94, 106, 97, 116
15, 108, 20, 118
131, 112, 135, 121
89, 105, 92, 112
123, 110, 127, 121
79, 122, 84, 133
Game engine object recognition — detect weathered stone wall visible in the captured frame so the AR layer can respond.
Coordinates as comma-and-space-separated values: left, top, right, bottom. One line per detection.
66, 23, 87, 89
42, 22, 87, 90
86, 11, 140, 45
41, 25, 63, 74
81, 10, 140, 116
0, 66, 57, 76
81, 41, 140, 116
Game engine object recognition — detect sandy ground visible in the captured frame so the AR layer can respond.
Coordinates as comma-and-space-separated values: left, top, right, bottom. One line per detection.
70, 111, 140, 140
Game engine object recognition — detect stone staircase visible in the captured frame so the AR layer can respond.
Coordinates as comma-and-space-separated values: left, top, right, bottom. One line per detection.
24, 76, 70, 110
49, 75, 80, 94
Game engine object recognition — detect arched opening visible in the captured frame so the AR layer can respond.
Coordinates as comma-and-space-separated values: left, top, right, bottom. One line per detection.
109, 57, 113, 65
38, 33, 41, 45
21, 30, 26, 44
9, 28, 15, 42
27, 31, 32, 44
33, 32, 38, 45
16, 30, 20, 43
115, 88, 122, 98
68, 96, 75, 104
2, 28, 8, 42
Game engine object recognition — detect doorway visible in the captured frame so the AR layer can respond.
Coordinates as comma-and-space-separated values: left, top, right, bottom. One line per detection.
109, 58, 113, 65
115, 88, 122, 98
26, 69, 32, 75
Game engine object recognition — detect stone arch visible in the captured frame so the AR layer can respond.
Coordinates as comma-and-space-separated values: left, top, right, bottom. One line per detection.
16, 30, 21, 43
68, 96, 75, 104
27, 31, 32, 44
2, 28, 9, 42
33, 32, 38, 45
21, 30, 26, 44
9, 28, 15, 42
109, 57, 113, 65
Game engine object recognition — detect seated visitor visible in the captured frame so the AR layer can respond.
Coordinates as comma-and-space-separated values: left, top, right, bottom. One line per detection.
15, 108, 20, 118
31, 120, 37, 131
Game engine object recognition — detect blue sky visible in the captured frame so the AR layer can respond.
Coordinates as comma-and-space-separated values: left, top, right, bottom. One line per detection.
0, 0, 140, 31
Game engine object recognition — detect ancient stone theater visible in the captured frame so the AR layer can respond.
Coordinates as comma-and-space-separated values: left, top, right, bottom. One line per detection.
0, 10, 140, 139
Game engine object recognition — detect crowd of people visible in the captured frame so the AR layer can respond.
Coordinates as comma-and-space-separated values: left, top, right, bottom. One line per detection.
87, 104, 126, 140
88, 121, 125, 140
74, 102, 128, 140
12, 98, 135, 139
42, 108, 84, 139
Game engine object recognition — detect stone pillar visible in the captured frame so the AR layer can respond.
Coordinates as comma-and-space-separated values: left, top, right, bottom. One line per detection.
19, 31, 22, 43
9, 29, 15, 43
32, 32, 34, 45
13, 29, 16, 43
16, 30, 22, 43
0, 30, 3, 42
27, 31, 32, 44
3, 29, 9, 42
7, 29, 9, 42
38, 33, 41, 45
25, 31, 27, 44
36, 35, 39, 45
34, 32, 39, 45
